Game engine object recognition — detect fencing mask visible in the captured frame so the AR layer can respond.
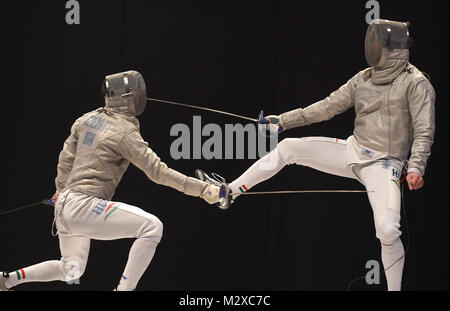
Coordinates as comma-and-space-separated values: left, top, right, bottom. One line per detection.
365, 19, 411, 68
103, 70, 147, 116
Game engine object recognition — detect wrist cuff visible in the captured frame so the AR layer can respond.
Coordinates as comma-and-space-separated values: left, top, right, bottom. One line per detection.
407, 167, 423, 176
279, 108, 307, 130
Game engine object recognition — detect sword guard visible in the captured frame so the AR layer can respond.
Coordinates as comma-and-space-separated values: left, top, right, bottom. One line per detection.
257, 110, 267, 124
257, 110, 280, 125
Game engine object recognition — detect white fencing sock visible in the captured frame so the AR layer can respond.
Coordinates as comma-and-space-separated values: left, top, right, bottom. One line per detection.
116, 239, 159, 291
5, 260, 65, 289
381, 239, 405, 291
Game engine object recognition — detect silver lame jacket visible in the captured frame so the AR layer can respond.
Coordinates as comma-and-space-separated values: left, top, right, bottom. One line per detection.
55, 108, 209, 200
279, 63, 435, 176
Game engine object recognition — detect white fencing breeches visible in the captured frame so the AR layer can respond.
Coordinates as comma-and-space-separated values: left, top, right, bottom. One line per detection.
6, 190, 163, 291
229, 137, 405, 290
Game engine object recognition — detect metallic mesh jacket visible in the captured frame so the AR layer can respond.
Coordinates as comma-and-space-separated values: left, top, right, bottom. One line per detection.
279, 63, 435, 176
55, 108, 209, 200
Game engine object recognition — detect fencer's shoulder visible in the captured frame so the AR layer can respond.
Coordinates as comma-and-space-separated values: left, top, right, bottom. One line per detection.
358, 67, 373, 81
100, 108, 141, 132
76, 109, 101, 122
404, 64, 430, 83
403, 64, 435, 93
118, 117, 140, 134
109, 119, 141, 147
118, 129, 148, 152
107, 110, 140, 130
350, 68, 372, 83
70, 110, 97, 129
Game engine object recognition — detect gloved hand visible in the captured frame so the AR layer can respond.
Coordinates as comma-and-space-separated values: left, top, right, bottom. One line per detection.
201, 184, 220, 204
259, 114, 284, 134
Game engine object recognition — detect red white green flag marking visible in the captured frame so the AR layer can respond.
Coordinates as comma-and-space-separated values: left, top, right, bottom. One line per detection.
104, 202, 120, 221
239, 185, 248, 193
15, 269, 25, 280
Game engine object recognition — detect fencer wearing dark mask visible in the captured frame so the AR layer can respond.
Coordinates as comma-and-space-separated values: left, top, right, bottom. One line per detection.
1, 71, 219, 291
198, 19, 435, 291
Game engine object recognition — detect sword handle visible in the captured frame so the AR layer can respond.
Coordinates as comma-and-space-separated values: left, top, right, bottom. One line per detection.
42, 199, 55, 207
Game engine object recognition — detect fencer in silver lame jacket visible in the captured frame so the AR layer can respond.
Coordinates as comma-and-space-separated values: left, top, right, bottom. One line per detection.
55, 70, 218, 203
279, 19, 435, 176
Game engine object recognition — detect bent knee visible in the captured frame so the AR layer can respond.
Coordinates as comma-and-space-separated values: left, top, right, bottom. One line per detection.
277, 138, 307, 164
376, 222, 401, 245
60, 257, 87, 282
140, 215, 164, 242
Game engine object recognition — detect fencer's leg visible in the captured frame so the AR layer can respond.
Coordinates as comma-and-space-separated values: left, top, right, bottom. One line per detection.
4, 235, 90, 289
228, 143, 285, 194
229, 137, 356, 194
64, 198, 163, 291
116, 239, 159, 291
114, 205, 163, 291
381, 238, 404, 291
58, 234, 91, 285
4, 261, 64, 289
356, 160, 404, 291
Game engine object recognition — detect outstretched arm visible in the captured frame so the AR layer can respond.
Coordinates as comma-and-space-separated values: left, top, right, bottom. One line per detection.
119, 130, 219, 204
278, 73, 359, 130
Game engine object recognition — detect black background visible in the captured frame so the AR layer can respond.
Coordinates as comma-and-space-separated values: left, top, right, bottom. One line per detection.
1, 0, 448, 292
